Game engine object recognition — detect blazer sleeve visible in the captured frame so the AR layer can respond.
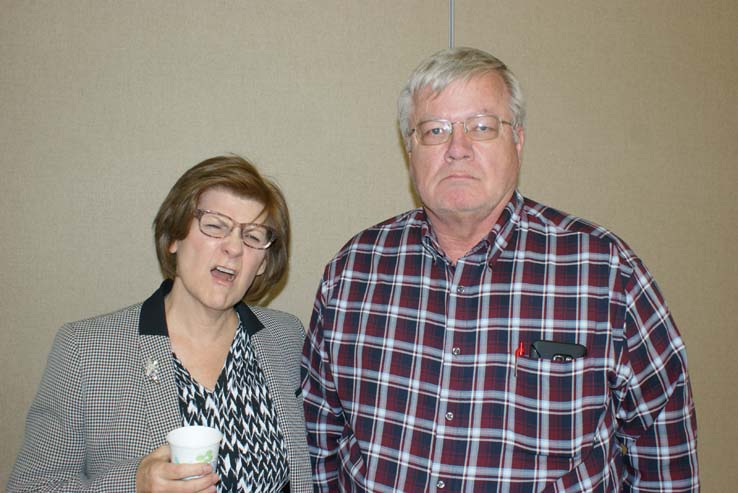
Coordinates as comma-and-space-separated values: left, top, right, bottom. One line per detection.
7, 323, 140, 493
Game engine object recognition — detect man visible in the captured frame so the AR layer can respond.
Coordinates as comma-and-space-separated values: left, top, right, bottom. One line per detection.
301, 47, 698, 492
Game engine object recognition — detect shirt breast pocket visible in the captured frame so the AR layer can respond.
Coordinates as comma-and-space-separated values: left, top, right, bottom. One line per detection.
508, 355, 606, 459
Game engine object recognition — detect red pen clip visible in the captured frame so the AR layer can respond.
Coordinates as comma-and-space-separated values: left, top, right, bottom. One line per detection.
514, 341, 525, 377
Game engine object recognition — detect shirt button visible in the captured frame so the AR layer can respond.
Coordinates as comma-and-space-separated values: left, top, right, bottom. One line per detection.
445, 411, 454, 421
436, 480, 446, 489
452, 347, 461, 356
456, 286, 464, 293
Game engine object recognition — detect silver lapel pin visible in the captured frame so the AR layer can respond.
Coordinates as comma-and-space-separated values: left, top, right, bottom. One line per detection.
144, 358, 160, 383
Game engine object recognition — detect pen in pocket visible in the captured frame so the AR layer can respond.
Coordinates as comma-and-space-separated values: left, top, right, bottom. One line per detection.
514, 341, 525, 377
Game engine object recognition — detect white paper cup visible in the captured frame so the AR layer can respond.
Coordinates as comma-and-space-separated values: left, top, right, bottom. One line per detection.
166, 425, 222, 478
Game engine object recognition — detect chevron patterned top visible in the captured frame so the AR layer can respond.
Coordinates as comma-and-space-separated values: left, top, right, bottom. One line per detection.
174, 315, 290, 492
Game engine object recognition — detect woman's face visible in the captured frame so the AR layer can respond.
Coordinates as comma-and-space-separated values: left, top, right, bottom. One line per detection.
168, 187, 268, 314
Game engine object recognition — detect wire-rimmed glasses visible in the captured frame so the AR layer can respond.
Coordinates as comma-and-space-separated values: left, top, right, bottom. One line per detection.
410, 114, 514, 146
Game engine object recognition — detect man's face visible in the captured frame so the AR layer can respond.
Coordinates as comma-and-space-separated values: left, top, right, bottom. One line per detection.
408, 73, 524, 225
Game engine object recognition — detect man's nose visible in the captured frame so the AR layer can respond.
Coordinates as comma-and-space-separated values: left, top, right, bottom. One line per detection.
445, 122, 473, 161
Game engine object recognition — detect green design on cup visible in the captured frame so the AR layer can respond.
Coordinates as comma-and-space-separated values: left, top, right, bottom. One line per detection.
196, 449, 213, 463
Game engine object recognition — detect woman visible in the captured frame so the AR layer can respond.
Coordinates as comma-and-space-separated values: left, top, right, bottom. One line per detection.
8, 155, 312, 492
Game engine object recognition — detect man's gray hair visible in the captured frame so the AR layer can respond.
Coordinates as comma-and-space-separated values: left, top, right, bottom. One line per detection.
398, 47, 526, 152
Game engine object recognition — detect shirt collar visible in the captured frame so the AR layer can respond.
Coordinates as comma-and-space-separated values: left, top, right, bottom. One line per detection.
487, 190, 524, 261
418, 190, 525, 264
138, 279, 264, 337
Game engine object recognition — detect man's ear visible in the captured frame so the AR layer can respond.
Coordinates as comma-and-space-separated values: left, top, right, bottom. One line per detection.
515, 127, 525, 158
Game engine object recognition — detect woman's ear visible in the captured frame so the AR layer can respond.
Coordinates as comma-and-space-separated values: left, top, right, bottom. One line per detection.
256, 258, 267, 276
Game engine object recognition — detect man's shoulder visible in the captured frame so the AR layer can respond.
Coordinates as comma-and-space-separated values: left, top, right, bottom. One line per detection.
317, 209, 424, 280
335, 208, 424, 254
522, 196, 625, 244
519, 195, 645, 265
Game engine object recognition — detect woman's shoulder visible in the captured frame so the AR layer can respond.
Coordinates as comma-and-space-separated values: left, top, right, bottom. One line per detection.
247, 305, 304, 333
59, 302, 144, 342
244, 306, 306, 356
44, 302, 146, 376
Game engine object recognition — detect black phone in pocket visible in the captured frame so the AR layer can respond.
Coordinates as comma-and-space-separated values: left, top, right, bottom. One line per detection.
530, 340, 586, 362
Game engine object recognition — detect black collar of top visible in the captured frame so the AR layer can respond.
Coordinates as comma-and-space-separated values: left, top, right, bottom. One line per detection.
138, 279, 264, 337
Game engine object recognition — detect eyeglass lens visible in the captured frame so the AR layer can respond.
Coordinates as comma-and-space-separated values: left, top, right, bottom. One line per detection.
417, 115, 502, 145
198, 211, 274, 249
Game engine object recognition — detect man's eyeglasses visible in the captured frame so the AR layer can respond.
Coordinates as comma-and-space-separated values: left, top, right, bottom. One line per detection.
194, 209, 276, 250
410, 114, 514, 146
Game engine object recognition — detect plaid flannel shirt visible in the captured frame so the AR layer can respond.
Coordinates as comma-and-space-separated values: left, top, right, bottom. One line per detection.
301, 191, 698, 492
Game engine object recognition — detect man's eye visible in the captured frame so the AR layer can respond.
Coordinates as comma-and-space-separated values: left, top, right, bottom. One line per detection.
468, 116, 500, 135
422, 126, 446, 137
471, 124, 494, 133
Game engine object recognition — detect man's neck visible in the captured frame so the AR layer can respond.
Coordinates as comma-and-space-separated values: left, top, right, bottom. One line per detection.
425, 200, 510, 265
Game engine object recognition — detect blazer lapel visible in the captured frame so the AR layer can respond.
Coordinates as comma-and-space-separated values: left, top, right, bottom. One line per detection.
139, 333, 181, 448
137, 281, 182, 447
248, 328, 292, 438
246, 313, 307, 483
246, 307, 312, 492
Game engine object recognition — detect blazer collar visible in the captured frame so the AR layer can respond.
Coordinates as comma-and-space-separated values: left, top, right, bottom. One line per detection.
138, 279, 264, 337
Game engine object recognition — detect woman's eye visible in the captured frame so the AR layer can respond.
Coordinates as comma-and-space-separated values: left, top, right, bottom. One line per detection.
245, 231, 266, 243
202, 220, 229, 236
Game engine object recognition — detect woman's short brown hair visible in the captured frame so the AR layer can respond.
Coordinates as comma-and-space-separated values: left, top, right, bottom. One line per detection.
153, 154, 290, 303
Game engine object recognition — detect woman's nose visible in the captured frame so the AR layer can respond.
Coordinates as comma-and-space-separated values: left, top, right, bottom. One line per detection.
222, 228, 244, 256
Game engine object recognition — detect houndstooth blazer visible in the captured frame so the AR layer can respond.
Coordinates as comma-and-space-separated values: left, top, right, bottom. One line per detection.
7, 281, 312, 493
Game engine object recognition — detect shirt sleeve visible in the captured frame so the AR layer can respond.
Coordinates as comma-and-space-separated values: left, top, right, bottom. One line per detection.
615, 258, 699, 492
7, 323, 139, 493
300, 279, 345, 492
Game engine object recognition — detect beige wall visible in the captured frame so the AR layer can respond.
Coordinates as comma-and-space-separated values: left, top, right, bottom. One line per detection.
1, 1, 735, 489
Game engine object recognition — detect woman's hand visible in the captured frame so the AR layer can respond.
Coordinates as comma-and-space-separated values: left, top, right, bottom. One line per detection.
136, 445, 219, 493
